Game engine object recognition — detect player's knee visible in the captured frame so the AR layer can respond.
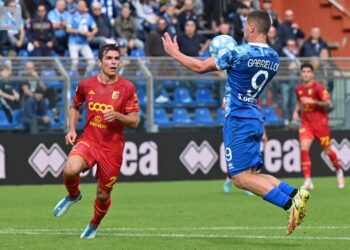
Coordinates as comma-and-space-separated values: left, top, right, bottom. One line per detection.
63, 163, 80, 178
232, 175, 248, 189
96, 189, 110, 202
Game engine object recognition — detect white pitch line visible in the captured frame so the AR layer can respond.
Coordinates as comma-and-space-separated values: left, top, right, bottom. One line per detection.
0, 230, 350, 241
0, 225, 349, 232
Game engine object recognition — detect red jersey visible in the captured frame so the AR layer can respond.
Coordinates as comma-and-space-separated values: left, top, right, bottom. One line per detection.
74, 76, 139, 152
295, 81, 330, 124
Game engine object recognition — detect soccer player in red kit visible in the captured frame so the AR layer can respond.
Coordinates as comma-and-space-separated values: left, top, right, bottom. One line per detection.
53, 43, 139, 239
293, 63, 345, 190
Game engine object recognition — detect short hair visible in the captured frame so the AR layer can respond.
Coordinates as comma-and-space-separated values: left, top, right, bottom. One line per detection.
247, 10, 271, 35
300, 63, 314, 71
98, 43, 120, 60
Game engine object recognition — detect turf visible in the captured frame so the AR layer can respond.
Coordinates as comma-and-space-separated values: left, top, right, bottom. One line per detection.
0, 177, 349, 250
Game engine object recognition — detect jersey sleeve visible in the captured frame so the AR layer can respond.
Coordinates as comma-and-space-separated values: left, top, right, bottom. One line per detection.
73, 83, 85, 107
214, 47, 239, 71
317, 84, 331, 101
124, 84, 139, 113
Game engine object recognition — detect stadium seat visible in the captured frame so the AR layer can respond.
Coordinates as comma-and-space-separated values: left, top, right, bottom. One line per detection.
262, 106, 284, 126
195, 88, 216, 105
154, 108, 173, 126
136, 87, 146, 106
174, 87, 193, 105
155, 89, 169, 104
68, 70, 80, 88
194, 108, 215, 125
216, 107, 225, 125
163, 80, 178, 89
41, 70, 62, 88
47, 109, 65, 129
77, 108, 86, 130
84, 69, 99, 77
0, 109, 11, 128
18, 49, 29, 57
130, 49, 145, 57
172, 108, 192, 125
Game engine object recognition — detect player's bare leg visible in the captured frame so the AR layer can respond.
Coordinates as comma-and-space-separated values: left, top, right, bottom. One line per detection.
81, 185, 112, 239
54, 156, 87, 217
300, 138, 314, 190
323, 146, 345, 188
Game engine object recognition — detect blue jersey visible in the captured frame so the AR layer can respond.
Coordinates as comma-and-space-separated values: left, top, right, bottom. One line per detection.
215, 43, 279, 121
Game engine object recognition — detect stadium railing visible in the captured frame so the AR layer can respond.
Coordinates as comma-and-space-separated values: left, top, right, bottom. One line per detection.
0, 57, 349, 133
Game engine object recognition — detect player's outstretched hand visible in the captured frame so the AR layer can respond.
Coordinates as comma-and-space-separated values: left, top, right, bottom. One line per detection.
65, 131, 77, 145
162, 32, 179, 56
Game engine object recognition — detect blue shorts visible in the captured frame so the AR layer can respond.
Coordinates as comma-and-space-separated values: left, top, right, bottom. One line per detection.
223, 116, 264, 176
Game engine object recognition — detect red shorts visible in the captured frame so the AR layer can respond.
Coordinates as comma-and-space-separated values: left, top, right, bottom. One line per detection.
299, 122, 330, 148
69, 139, 123, 192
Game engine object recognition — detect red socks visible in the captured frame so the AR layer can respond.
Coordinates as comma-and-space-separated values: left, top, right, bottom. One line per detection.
63, 175, 80, 199
90, 197, 111, 227
327, 150, 340, 171
301, 150, 311, 179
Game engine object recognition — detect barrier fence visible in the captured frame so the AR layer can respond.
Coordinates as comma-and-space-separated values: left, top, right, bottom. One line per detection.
1, 57, 350, 132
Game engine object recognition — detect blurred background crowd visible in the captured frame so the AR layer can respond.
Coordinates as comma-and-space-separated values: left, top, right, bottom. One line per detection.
0, 0, 344, 133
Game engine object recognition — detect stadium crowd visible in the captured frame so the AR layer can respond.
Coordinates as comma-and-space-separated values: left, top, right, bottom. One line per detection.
0, 0, 337, 132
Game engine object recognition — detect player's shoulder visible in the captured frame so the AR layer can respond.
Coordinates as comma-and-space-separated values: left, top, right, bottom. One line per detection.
79, 76, 97, 87
118, 77, 136, 90
313, 81, 325, 89
295, 83, 303, 90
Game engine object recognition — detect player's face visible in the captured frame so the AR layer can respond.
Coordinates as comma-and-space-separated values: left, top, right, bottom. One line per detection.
99, 50, 120, 77
301, 68, 314, 83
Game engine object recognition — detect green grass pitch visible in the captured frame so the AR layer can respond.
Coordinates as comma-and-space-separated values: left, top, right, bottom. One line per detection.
0, 177, 349, 250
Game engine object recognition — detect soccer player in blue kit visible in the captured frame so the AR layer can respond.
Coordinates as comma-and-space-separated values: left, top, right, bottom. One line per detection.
162, 10, 310, 234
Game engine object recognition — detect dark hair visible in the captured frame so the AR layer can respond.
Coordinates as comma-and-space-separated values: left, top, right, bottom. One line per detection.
98, 43, 120, 60
247, 10, 271, 35
300, 63, 314, 71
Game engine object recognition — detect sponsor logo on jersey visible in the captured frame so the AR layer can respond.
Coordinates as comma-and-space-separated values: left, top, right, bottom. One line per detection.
88, 102, 114, 112
88, 90, 95, 95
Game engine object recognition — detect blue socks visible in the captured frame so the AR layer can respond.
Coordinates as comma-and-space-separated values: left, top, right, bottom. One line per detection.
263, 187, 292, 210
278, 181, 298, 198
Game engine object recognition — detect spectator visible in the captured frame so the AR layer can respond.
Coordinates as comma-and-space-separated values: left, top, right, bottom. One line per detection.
27, 4, 55, 57
48, 0, 71, 56
267, 26, 282, 55
66, 0, 77, 13
280, 39, 300, 124
177, 19, 209, 57
300, 27, 328, 57
217, 22, 232, 36
145, 17, 168, 56
20, 61, 59, 113
133, 0, 159, 32
91, 2, 115, 47
232, 4, 249, 44
0, 64, 20, 122
114, 4, 144, 51
0, 0, 26, 56
89, 0, 119, 24
176, 0, 201, 32
310, 48, 342, 95
67, 0, 97, 73
162, 4, 178, 37
277, 9, 305, 47
203, 0, 220, 30
21, 87, 52, 134
118, 41, 131, 76
261, 0, 280, 28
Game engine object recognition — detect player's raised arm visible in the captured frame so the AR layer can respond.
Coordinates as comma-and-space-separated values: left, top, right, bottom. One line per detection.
162, 32, 217, 73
